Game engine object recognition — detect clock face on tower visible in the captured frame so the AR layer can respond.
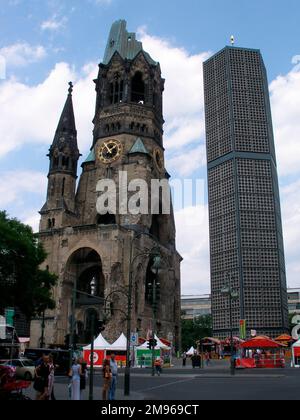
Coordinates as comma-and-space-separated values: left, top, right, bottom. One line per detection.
98, 139, 123, 164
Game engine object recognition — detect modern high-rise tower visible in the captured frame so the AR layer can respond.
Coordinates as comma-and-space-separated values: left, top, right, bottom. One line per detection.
203, 47, 289, 338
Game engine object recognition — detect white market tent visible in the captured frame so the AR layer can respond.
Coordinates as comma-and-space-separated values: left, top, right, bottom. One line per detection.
110, 333, 127, 351
83, 333, 111, 351
292, 339, 300, 368
186, 346, 195, 356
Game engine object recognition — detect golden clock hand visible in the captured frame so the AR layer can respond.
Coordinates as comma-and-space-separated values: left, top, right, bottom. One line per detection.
104, 143, 111, 153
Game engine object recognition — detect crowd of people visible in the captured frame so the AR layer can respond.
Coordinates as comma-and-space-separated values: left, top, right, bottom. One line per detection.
182, 351, 212, 368
33, 353, 119, 401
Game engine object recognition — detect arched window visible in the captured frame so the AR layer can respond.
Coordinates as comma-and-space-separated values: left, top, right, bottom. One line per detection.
62, 156, 69, 169
53, 157, 59, 169
131, 72, 145, 104
145, 258, 156, 304
109, 74, 124, 104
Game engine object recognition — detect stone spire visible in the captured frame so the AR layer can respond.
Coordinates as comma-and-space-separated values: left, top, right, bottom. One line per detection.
48, 82, 80, 178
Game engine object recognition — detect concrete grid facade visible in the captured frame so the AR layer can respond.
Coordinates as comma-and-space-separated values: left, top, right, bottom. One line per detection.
203, 47, 289, 339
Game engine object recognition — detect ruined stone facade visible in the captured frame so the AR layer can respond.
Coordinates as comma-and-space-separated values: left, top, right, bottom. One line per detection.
30, 20, 181, 350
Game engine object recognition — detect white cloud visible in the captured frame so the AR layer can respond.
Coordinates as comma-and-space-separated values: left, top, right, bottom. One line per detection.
139, 28, 210, 175
0, 170, 46, 232
0, 170, 46, 209
0, 43, 47, 67
0, 62, 97, 158
167, 145, 206, 177
270, 60, 300, 177
175, 205, 210, 294
281, 181, 300, 286
41, 16, 68, 32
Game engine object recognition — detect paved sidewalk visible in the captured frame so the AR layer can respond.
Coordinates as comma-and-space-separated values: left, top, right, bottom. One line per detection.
24, 383, 145, 401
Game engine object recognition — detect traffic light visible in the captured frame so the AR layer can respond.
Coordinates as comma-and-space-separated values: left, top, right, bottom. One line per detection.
96, 320, 105, 334
148, 338, 158, 349
155, 282, 161, 302
147, 282, 153, 304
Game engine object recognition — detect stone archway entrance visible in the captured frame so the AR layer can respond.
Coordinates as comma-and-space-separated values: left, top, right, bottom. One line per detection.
60, 248, 104, 345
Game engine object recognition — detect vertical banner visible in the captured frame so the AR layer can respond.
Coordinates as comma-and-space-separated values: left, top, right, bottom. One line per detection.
5, 308, 15, 327
0, 315, 6, 339
240, 320, 246, 340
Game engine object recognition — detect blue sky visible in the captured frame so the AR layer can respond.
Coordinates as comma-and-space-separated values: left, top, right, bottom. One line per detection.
1, 0, 300, 294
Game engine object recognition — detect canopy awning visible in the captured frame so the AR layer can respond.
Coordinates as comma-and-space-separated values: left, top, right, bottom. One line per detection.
240, 336, 283, 349
110, 333, 127, 351
275, 334, 293, 342
83, 333, 111, 351
202, 337, 221, 345
186, 346, 195, 356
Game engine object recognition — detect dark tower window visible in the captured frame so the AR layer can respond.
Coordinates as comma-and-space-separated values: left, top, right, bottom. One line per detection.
145, 258, 155, 304
53, 157, 59, 169
62, 156, 70, 170
150, 215, 160, 241
131, 72, 145, 104
62, 178, 65, 196
97, 213, 116, 225
109, 75, 124, 105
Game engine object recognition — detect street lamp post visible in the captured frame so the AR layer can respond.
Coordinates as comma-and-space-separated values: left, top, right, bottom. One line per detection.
124, 230, 167, 396
89, 277, 97, 401
221, 277, 239, 376
150, 255, 162, 377
40, 310, 45, 348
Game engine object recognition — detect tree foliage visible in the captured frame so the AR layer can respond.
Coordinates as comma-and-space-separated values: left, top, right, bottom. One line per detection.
0, 211, 57, 318
181, 315, 213, 352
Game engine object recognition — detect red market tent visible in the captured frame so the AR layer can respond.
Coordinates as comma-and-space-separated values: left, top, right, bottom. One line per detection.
160, 338, 172, 348
237, 336, 285, 369
83, 334, 111, 367
240, 336, 283, 349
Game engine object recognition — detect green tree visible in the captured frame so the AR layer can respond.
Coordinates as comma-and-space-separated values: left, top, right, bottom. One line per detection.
0, 211, 57, 318
181, 315, 212, 352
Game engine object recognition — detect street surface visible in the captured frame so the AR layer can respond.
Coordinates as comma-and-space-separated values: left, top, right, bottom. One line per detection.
24, 359, 300, 400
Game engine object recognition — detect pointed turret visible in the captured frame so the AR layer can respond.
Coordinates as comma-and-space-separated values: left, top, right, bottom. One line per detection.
48, 82, 79, 177
40, 83, 80, 229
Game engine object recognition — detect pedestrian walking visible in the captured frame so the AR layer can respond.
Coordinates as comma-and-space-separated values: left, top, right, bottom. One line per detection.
191, 352, 198, 368
205, 351, 211, 367
154, 358, 162, 376
102, 359, 112, 401
69, 359, 82, 401
182, 352, 187, 367
80, 359, 88, 399
48, 355, 56, 400
109, 354, 118, 401
34, 355, 50, 400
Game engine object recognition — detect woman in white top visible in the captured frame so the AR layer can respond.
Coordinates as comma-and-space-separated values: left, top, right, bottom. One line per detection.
69, 359, 82, 401
48, 355, 55, 400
